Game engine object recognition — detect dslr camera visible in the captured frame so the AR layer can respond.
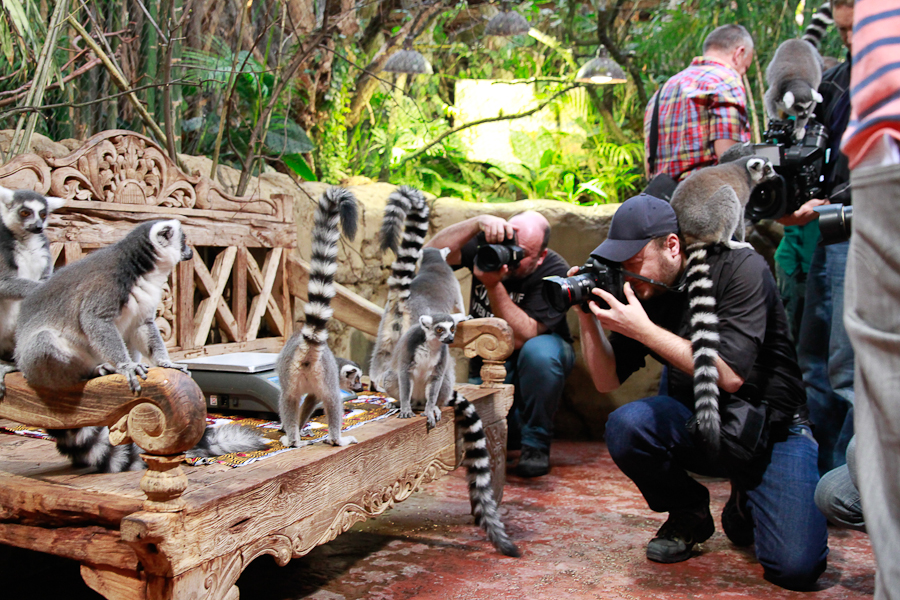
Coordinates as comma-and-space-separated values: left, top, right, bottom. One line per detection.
474, 231, 524, 272
745, 119, 829, 222
542, 256, 626, 313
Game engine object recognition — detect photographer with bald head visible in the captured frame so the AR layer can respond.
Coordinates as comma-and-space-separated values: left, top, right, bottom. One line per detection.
426, 210, 574, 477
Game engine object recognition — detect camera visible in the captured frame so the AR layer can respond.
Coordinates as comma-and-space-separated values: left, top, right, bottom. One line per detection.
474, 231, 524, 272
542, 257, 626, 312
815, 203, 853, 245
745, 119, 829, 222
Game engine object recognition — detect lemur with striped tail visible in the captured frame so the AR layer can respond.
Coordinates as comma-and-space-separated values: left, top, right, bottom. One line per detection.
669, 157, 778, 457
764, 2, 833, 140
368, 186, 431, 390
276, 187, 359, 448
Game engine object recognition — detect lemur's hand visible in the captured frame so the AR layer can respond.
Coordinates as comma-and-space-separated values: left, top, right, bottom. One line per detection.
156, 359, 190, 375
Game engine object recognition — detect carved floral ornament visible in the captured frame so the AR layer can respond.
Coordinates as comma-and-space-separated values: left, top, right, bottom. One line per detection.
0, 130, 279, 217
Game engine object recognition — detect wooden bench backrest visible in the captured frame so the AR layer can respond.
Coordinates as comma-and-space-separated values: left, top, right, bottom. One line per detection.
1, 129, 299, 360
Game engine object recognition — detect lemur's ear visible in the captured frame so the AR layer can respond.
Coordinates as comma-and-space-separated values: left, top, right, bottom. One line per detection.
438, 247, 451, 261
45, 196, 66, 212
420, 314, 433, 328
783, 91, 795, 109
451, 313, 470, 325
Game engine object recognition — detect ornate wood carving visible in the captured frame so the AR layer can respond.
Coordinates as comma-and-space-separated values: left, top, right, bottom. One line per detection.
0, 153, 51, 192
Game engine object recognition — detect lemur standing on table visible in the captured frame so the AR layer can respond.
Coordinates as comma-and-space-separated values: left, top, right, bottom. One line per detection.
276, 187, 360, 448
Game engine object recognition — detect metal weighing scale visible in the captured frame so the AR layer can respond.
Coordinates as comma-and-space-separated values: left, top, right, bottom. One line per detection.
177, 352, 357, 418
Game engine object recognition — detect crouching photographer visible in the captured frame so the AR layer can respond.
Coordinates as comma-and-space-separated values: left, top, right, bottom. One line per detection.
572, 193, 827, 589
424, 211, 574, 477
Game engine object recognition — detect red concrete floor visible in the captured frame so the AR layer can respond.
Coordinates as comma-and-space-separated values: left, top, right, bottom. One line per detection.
0, 440, 875, 600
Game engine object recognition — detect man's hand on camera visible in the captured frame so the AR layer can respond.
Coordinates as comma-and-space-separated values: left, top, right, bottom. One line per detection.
478, 215, 517, 244
588, 283, 653, 342
474, 263, 507, 287
777, 198, 830, 226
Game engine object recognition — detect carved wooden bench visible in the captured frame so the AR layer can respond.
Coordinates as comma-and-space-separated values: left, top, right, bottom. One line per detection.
0, 130, 514, 600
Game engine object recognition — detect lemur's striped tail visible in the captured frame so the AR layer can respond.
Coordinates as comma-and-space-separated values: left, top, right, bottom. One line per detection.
380, 185, 430, 303
802, 3, 833, 49
686, 244, 721, 458
302, 187, 359, 347
448, 391, 521, 557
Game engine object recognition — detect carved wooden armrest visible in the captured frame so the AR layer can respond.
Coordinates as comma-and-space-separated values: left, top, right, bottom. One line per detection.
0, 369, 206, 512
451, 317, 514, 386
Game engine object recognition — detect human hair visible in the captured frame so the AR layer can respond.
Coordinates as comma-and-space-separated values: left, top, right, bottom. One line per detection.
831, 0, 854, 9
540, 222, 550, 253
702, 25, 753, 54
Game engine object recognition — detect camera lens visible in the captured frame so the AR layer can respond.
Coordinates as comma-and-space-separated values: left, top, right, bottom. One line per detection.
816, 204, 853, 246
542, 273, 596, 312
745, 175, 787, 222
475, 244, 511, 272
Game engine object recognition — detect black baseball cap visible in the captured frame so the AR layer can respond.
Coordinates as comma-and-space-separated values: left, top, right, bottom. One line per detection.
591, 193, 679, 263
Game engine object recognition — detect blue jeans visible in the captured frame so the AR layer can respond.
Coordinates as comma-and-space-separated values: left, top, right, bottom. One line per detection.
473, 333, 574, 452
606, 396, 828, 590
797, 241, 855, 474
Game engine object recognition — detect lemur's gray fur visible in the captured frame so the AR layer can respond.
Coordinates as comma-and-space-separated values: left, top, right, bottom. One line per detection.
764, 8, 829, 142
385, 312, 469, 427
369, 186, 431, 388
669, 156, 778, 458
386, 312, 520, 556
48, 423, 269, 473
670, 156, 776, 248
336, 357, 364, 393
0, 187, 64, 396
276, 187, 359, 448
371, 245, 465, 392
15, 219, 193, 393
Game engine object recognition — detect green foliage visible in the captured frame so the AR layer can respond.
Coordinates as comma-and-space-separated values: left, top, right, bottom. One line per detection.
181, 39, 314, 174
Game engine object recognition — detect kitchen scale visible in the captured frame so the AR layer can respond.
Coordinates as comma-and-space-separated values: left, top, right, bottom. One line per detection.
177, 352, 357, 418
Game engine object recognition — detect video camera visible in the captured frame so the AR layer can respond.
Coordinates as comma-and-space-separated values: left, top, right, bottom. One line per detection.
474, 231, 524, 272
744, 119, 829, 222
542, 256, 626, 313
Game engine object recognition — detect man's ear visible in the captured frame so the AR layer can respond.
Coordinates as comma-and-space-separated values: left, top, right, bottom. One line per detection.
667, 233, 681, 258
535, 248, 548, 268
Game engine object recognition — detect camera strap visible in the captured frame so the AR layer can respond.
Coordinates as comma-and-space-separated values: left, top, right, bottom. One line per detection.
620, 269, 686, 293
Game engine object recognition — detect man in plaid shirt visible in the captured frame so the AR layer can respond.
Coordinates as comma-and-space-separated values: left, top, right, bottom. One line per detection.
644, 25, 754, 180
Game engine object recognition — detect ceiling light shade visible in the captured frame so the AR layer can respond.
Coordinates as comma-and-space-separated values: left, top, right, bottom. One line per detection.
484, 10, 530, 36
382, 49, 434, 75
575, 47, 627, 84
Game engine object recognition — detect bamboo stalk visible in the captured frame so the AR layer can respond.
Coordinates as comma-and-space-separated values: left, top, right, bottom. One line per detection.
209, 0, 250, 180
10, 0, 72, 157
66, 16, 188, 172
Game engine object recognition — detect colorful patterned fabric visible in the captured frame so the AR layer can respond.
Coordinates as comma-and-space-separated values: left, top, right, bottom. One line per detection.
841, 0, 900, 168
1, 392, 399, 468
644, 57, 750, 179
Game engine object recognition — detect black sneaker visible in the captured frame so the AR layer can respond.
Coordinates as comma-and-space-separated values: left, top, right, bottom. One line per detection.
646, 508, 715, 563
722, 485, 755, 546
515, 445, 550, 477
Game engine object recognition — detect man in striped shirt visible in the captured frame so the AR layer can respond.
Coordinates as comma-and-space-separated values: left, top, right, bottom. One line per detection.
644, 25, 754, 181
840, 1, 900, 599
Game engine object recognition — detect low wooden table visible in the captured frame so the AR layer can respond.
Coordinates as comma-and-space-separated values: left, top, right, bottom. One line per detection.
0, 383, 512, 600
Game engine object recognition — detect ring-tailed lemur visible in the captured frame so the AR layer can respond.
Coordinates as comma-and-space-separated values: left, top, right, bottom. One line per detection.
15, 219, 194, 393
669, 157, 778, 457
0, 187, 64, 397
764, 3, 833, 140
48, 423, 269, 473
276, 187, 359, 448
386, 312, 520, 556
336, 357, 364, 393
369, 186, 431, 389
